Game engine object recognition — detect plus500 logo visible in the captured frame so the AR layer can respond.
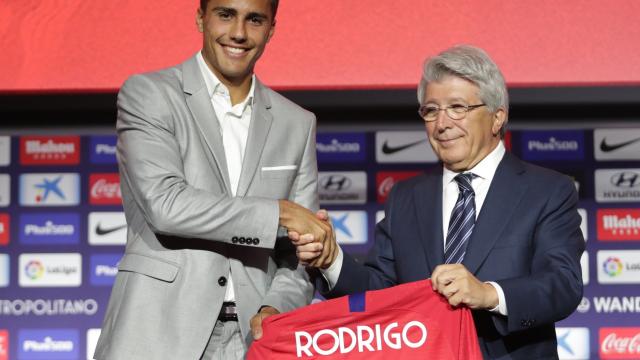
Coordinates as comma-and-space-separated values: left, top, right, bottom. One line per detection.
295, 321, 427, 357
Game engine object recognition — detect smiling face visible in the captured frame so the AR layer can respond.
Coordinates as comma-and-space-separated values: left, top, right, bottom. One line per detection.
423, 76, 505, 172
196, 0, 275, 88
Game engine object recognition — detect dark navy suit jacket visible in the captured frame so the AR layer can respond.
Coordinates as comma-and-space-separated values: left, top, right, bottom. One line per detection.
322, 152, 584, 359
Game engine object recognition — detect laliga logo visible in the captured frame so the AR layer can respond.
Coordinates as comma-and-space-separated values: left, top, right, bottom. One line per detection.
295, 321, 427, 357
603, 257, 624, 277
91, 179, 121, 199
25, 260, 45, 280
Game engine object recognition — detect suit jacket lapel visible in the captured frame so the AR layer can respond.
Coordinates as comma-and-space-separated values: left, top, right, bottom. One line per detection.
462, 152, 528, 274
413, 169, 445, 273
236, 79, 273, 197
182, 54, 232, 193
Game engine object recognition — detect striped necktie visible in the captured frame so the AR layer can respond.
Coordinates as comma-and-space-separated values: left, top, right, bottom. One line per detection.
444, 173, 476, 264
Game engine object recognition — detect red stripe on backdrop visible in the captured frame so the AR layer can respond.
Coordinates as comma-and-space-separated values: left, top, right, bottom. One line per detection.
1, 0, 640, 92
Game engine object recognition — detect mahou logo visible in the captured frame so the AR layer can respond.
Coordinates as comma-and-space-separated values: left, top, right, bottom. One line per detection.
20, 136, 80, 165
376, 171, 422, 203
89, 173, 121, 205
600, 327, 640, 359
598, 209, 640, 241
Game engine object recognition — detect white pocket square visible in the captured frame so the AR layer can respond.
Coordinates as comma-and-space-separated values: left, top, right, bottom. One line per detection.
261, 165, 297, 171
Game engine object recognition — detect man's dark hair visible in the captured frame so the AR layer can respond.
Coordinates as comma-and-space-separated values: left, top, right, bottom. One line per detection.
200, 0, 279, 21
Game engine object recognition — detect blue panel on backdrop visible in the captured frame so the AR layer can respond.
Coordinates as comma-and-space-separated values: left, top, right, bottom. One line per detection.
90, 136, 117, 164
521, 130, 585, 161
19, 213, 80, 245
316, 133, 366, 163
90, 254, 122, 286
18, 329, 79, 360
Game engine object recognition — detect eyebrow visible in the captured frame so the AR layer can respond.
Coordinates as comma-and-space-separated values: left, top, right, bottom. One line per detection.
212, 6, 269, 21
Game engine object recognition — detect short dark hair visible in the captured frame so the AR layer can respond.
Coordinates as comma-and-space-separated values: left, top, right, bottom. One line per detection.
200, 0, 279, 21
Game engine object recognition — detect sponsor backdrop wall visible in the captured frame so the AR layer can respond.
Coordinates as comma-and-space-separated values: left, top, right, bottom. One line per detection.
0, 128, 639, 359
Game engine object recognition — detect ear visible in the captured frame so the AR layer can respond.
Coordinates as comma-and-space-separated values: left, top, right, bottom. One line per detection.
266, 22, 276, 42
491, 108, 506, 136
196, 8, 204, 33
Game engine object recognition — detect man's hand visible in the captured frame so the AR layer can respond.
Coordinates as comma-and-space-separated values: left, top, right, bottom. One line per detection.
289, 210, 339, 269
279, 200, 332, 246
250, 306, 280, 340
431, 264, 498, 310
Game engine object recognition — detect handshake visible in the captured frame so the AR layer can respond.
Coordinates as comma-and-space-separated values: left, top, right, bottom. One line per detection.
278, 199, 339, 269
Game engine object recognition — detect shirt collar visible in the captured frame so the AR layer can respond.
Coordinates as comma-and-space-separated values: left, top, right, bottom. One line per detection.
196, 51, 255, 111
443, 141, 506, 185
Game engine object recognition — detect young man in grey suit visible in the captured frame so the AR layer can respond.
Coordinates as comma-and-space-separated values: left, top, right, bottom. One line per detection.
294, 45, 584, 359
94, 0, 336, 359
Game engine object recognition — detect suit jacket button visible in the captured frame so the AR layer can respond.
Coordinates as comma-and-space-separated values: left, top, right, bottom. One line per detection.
239, 237, 245, 244
218, 276, 227, 286
231, 237, 238, 244
253, 238, 260, 245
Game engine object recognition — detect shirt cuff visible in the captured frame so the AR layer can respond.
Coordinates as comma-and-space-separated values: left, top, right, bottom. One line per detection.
319, 246, 344, 290
486, 281, 508, 316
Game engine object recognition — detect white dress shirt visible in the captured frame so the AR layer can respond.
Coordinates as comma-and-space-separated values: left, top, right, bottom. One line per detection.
322, 142, 508, 316
197, 52, 256, 302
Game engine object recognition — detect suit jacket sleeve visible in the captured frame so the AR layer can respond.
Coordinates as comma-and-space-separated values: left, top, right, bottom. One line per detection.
261, 111, 317, 312
320, 184, 400, 297
495, 176, 584, 334
117, 74, 280, 249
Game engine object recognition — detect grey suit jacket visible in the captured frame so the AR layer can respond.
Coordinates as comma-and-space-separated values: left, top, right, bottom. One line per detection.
95, 54, 317, 360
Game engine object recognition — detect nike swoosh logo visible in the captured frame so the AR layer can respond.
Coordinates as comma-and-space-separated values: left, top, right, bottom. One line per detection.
382, 139, 427, 154
600, 137, 640, 152
96, 223, 126, 236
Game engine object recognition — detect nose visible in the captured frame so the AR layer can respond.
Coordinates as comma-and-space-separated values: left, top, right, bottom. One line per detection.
229, 19, 247, 43
433, 109, 451, 130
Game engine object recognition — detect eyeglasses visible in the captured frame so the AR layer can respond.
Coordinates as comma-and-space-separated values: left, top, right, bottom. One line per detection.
418, 103, 486, 122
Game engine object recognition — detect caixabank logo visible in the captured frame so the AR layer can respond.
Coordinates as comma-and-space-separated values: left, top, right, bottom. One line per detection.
597, 250, 640, 284
316, 133, 366, 163
555, 327, 590, 360
18, 253, 82, 287
18, 329, 78, 360
89, 173, 122, 205
599, 327, 640, 359
520, 130, 584, 161
19, 136, 80, 165
318, 171, 367, 205
328, 211, 368, 245
595, 169, 640, 203
19, 173, 80, 207
19, 213, 80, 245
598, 209, 640, 241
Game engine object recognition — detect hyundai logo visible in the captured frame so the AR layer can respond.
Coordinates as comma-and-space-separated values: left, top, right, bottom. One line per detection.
320, 175, 352, 191
610, 172, 640, 188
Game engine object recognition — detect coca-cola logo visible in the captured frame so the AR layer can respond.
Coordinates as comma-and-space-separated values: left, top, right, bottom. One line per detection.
91, 179, 121, 199
600, 328, 640, 358
89, 174, 121, 205
376, 171, 421, 203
